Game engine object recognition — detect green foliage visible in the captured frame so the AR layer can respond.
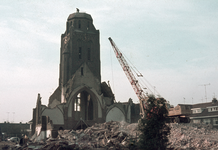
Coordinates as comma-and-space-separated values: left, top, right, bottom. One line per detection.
137, 95, 171, 150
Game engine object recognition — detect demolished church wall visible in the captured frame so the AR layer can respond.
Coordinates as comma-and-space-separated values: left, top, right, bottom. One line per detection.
106, 106, 126, 122
106, 101, 133, 123
48, 99, 61, 109
31, 10, 141, 140
48, 86, 61, 108
41, 105, 64, 125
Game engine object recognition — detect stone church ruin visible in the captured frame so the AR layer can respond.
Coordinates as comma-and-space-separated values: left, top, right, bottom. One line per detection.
31, 10, 140, 140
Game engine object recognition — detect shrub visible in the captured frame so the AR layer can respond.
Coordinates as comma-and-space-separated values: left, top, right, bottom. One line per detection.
137, 95, 171, 150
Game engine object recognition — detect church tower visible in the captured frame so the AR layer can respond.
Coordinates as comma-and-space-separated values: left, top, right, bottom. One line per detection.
31, 10, 135, 136
59, 9, 101, 103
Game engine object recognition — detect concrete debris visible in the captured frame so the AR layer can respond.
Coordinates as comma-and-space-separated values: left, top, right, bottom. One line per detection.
168, 123, 218, 149
2, 121, 218, 149
0, 121, 138, 150
55, 121, 138, 149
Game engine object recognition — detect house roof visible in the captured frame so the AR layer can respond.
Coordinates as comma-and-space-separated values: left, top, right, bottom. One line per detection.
191, 101, 218, 109
190, 100, 218, 118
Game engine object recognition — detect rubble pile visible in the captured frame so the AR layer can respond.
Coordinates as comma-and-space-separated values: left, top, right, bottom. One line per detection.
11, 121, 139, 150
56, 121, 138, 149
168, 123, 218, 149
3, 122, 218, 149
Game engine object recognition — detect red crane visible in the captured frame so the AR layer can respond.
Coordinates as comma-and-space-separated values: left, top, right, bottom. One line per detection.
108, 37, 147, 118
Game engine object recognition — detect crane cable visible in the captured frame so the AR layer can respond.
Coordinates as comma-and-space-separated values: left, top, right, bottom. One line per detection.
119, 47, 161, 97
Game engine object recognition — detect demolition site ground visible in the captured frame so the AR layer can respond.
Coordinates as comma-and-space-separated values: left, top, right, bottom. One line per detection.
1, 121, 218, 150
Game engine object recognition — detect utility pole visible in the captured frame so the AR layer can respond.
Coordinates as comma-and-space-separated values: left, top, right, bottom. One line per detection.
199, 83, 210, 102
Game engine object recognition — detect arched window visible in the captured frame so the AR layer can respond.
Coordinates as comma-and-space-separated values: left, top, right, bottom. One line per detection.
87, 94, 93, 120
74, 91, 94, 120
74, 93, 81, 111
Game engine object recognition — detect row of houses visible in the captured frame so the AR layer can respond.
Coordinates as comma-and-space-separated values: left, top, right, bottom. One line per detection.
169, 98, 218, 128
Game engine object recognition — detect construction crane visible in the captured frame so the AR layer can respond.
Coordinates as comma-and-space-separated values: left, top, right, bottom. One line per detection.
108, 37, 147, 119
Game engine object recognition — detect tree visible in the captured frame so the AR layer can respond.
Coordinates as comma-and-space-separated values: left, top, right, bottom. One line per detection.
137, 95, 171, 150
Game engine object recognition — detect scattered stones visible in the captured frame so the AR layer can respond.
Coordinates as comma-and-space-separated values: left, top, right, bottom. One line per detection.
2, 121, 218, 149
168, 123, 218, 149
11, 121, 137, 150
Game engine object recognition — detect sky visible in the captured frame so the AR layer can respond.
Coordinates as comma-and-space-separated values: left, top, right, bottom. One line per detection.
0, 0, 218, 123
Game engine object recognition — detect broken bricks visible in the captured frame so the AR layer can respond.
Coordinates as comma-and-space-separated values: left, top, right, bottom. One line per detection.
5, 121, 218, 149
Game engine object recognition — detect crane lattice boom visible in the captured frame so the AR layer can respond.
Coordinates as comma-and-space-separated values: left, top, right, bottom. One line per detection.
108, 37, 147, 118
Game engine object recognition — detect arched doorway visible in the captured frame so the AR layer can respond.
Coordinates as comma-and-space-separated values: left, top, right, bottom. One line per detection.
74, 91, 94, 120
